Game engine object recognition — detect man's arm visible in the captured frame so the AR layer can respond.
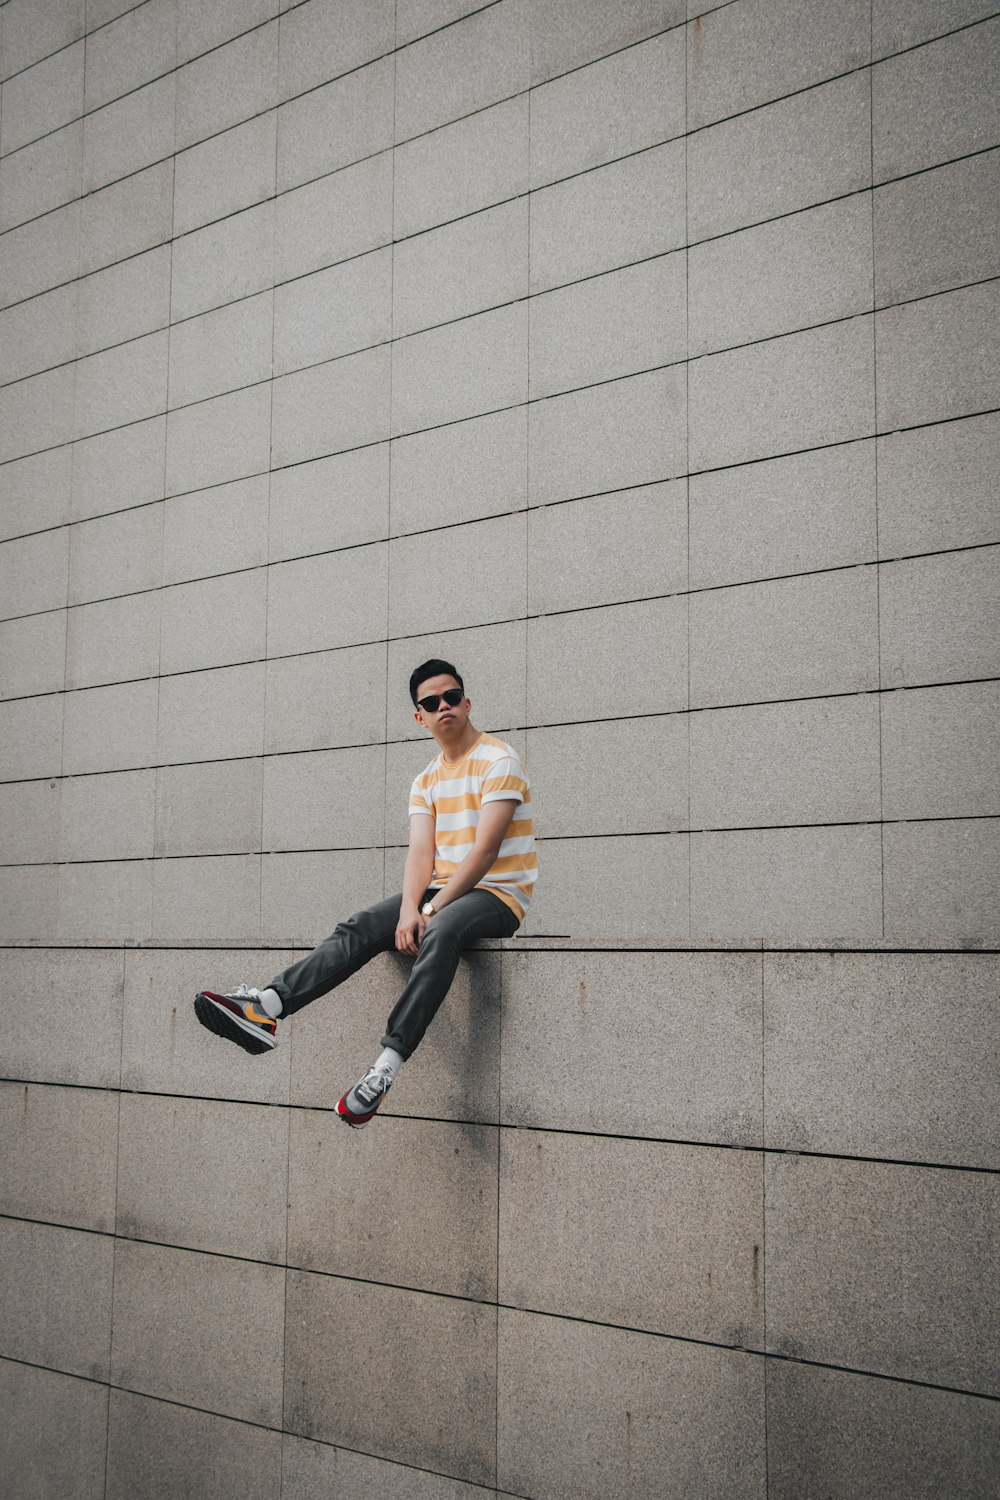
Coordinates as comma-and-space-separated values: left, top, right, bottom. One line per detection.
431, 798, 519, 913
395, 814, 436, 956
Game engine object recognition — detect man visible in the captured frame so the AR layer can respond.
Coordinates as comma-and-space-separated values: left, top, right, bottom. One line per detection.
194, 660, 537, 1127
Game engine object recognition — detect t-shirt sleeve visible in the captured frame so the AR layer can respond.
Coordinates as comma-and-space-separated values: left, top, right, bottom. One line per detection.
409, 773, 434, 816
481, 754, 527, 806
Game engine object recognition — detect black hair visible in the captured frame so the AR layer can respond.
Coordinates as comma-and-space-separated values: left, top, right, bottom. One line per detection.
409, 658, 464, 706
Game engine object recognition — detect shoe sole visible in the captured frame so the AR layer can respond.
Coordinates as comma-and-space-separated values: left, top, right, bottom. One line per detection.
194, 992, 275, 1055
337, 1096, 380, 1129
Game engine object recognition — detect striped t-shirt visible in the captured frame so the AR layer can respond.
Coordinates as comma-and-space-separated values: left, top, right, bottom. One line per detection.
408, 732, 537, 921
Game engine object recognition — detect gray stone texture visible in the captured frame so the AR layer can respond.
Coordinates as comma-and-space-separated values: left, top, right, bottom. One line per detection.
876, 412, 1000, 557
529, 364, 687, 503
874, 149, 1000, 308
282, 1434, 508, 1500
529, 28, 685, 188
688, 71, 872, 241
767, 1357, 1000, 1500
883, 817, 1000, 945
527, 714, 688, 837
872, 16, 1000, 181
502, 949, 762, 1142
881, 680, 1000, 820
105, 1390, 283, 1500
689, 565, 879, 708
499, 1130, 764, 1345
765, 1153, 1000, 1393
873, 0, 999, 59
394, 0, 529, 142
401, 97, 525, 242
876, 280, 1000, 433
393, 197, 527, 337
528, 479, 687, 611
687, 0, 870, 130
389, 511, 526, 636
110, 1238, 285, 1424
879, 546, 1000, 688
689, 195, 873, 357
0, 1081, 119, 1231
521, 828, 689, 939
690, 315, 875, 472
2, 947, 123, 1088
389, 405, 527, 533
0, 1359, 109, 1500
689, 440, 876, 589
497, 1310, 765, 1500
528, 594, 688, 724
690, 694, 881, 830
284, 1273, 497, 1485
765, 951, 1000, 1167
288, 1112, 498, 1299
116, 1092, 289, 1261
391, 301, 527, 435
530, 139, 685, 293
0, 1218, 113, 1380
691, 824, 884, 942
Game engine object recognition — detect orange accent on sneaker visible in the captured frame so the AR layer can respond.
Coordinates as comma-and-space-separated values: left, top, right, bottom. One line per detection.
245, 1002, 276, 1030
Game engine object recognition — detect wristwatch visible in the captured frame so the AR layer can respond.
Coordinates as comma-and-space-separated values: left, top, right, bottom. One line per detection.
421, 900, 437, 917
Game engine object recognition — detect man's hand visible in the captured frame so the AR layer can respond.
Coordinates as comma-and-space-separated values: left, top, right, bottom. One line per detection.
395, 907, 427, 956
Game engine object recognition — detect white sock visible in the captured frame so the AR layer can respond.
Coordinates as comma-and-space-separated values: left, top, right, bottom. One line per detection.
374, 1047, 405, 1079
258, 987, 282, 1019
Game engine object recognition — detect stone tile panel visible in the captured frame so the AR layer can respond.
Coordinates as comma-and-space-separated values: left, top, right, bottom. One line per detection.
689, 439, 876, 589
687, 0, 870, 130
288, 1112, 498, 1299
110, 1238, 285, 1424
883, 817, 1000, 946
877, 412, 1000, 558
0, 1080, 118, 1231
501, 949, 762, 1142
872, 16, 1000, 181
879, 545, 1000, 688
689, 315, 875, 472
765, 951, 1000, 1166
2, 946, 123, 1088
284, 1272, 497, 1485
689, 565, 879, 709
689, 694, 881, 830
499, 1131, 764, 1345
529, 29, 685, 188
497, 1309, 765, 1500
529, 139, 685, 294
106, 1389, 282, 1500
394, 0, 529, 141
767, 1357, 1000, 1500
765, 1153, 1000, 1393
0, 1359, 108, 1500
691, 824, 883, 942
394, 94, 528, 240
116, 1092, 288, 1261
688, 71, 871, 240
0, 1218, 113, 1380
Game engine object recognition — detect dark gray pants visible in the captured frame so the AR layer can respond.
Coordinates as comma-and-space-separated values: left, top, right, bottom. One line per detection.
266, 886, 519, 1060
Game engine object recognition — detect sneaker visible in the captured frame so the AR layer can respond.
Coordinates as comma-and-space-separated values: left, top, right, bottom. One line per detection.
194, 985, 277, 1055
337, 1065, 393, 1128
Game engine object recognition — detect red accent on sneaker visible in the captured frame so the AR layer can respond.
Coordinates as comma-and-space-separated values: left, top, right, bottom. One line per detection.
337, 1092, 380, 1127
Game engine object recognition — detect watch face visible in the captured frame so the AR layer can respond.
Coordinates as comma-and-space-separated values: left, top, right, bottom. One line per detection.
422, 903, 434, 916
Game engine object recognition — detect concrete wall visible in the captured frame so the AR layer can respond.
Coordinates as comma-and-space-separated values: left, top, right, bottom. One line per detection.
1, 0, 998, 1495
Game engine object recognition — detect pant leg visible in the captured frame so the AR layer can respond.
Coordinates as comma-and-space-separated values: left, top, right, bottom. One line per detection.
267, 892, 403, 1017
380, 887, 519, 1060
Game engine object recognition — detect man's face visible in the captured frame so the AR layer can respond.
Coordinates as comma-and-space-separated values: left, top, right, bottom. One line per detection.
413, 674, 470, 735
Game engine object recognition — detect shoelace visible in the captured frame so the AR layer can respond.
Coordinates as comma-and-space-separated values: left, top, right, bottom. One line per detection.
354, 1068, 391, 1106
231, 984, 262, 1003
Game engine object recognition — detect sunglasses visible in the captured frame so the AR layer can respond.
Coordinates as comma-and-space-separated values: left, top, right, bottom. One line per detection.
416, 688, 464, 714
